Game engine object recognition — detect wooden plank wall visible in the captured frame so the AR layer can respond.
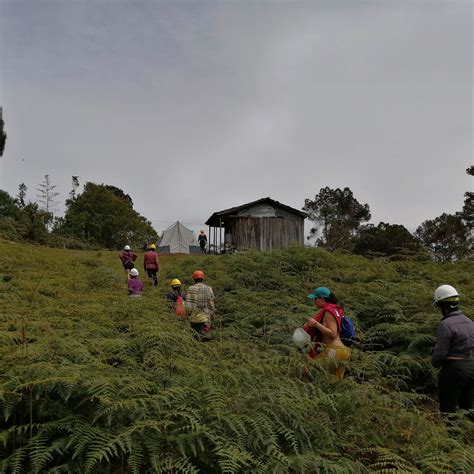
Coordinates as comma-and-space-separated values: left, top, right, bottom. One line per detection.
229, 217, 304, 251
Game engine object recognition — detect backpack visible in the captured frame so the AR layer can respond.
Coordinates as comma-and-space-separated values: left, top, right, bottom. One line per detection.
175, 296, 186, 318
340, 315, 356, 347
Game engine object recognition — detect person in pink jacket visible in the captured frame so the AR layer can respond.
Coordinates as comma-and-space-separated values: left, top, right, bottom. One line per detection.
143, 244, 159, 286
127, 268, 143, 297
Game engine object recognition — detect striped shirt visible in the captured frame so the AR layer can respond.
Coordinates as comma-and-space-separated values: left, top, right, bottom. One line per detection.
185, 282, 215, 322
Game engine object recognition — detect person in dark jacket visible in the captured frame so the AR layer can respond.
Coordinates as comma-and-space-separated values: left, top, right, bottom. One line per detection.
198, 230, 207, 254
166, 278, 186, 303
119, 245, 137, 280
432, 284, 474, 418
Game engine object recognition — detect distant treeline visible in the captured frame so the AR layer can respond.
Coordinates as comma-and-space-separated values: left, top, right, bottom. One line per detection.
0, 178, 157, 250
302, 165, 472, 261
0, 167, 472, 260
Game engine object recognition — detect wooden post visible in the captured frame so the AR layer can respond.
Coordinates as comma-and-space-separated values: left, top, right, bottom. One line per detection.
208, 224, 211, 254
219, 219, 222, 253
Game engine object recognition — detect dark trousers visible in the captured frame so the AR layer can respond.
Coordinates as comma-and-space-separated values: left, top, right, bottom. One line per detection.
191, 322, 211, 341
438, 360, 474, 413
146, 268, 158, 286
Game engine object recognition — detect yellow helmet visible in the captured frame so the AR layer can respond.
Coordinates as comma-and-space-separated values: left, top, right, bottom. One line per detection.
170, 278, 181, 286
148, 244, 156, 249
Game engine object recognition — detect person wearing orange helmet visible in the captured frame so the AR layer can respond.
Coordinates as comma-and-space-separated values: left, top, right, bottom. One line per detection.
185, 270, 215, 340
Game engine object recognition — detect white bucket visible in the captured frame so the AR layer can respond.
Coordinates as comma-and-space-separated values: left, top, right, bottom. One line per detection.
292, 327, 311, 348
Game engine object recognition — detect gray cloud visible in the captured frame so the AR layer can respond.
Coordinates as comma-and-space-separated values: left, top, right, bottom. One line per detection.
1, 0, 472, 235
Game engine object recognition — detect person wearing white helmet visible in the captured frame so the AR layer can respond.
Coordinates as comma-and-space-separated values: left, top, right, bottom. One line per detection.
432, 284, 474, 418
127, 268, 143, 297
119, 244, 137, 281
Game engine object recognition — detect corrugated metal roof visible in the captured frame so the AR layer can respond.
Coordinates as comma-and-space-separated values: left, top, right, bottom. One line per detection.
205, 197, 307, 226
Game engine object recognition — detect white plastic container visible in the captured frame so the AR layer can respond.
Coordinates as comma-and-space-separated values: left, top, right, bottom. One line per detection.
292, 327, 311, 348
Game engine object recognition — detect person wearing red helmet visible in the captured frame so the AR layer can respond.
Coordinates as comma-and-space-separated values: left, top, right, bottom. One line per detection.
185, 270, 215, 340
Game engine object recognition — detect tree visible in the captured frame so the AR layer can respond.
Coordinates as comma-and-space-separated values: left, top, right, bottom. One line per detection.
18, 203, 50, 242
0, 107, 6, 157
415, 213, 470, 261
0, 190, 20, 219
303, 187, 371, 251
0, 190, 22, 240
58, 182, 157, 249
0, 190, 50, 242
36, 174, 60, 215
461, 165, 473, 233
17, 183, 27, 208
354, 222, 420, 257
104, 185, 133, 208
69, 176, 80, 201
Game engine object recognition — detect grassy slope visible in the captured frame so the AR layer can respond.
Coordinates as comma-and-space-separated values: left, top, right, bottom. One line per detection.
0, 240, 473, 473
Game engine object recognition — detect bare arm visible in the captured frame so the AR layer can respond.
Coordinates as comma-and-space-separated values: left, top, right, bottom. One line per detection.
316, 312, 338, 338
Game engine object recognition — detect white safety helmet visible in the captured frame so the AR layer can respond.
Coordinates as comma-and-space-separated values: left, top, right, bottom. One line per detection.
130, 268, 139, 277
433, 284, 459, 304
292, 327, 311, 348
124, 245, 131, 251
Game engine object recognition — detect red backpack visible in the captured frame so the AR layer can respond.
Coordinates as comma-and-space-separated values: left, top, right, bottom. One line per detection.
175, 296, 186, 318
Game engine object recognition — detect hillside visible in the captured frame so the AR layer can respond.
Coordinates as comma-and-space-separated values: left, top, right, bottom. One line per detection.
0, 240, 473, 473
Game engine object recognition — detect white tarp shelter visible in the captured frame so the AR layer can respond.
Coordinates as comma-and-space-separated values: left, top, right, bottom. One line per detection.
157, 221, 202, 254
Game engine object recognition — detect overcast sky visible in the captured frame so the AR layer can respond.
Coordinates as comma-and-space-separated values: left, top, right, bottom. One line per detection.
0, 0, 472, 236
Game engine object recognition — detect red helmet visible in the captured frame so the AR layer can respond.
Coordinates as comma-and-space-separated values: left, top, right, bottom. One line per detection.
192, 270, 205, 280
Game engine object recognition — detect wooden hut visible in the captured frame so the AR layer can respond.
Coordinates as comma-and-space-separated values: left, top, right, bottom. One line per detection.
205, 197, 307, 252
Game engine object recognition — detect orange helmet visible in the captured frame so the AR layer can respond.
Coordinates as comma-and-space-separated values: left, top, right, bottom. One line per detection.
192, 270, 205, 280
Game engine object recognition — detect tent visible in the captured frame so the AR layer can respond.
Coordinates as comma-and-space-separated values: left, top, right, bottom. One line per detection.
157, 221, 202, 254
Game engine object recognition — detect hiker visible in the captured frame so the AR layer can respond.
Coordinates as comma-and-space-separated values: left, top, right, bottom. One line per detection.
166, 278, 186, 303
166, 278, 186, 317
432, 284, 474, 418
198, 230, 207, 254
223, 233, 234, 253
127, 268, 143, 297
303, 287, 351, 380
185, 270, 215, 340
119, 245, 137, 280
143, 244, 159, 286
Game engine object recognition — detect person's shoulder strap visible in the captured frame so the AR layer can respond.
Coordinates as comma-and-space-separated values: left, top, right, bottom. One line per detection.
320, 303, 343, 328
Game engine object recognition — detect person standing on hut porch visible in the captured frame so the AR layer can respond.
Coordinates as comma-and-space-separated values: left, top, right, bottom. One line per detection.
198, 230, 207, 253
